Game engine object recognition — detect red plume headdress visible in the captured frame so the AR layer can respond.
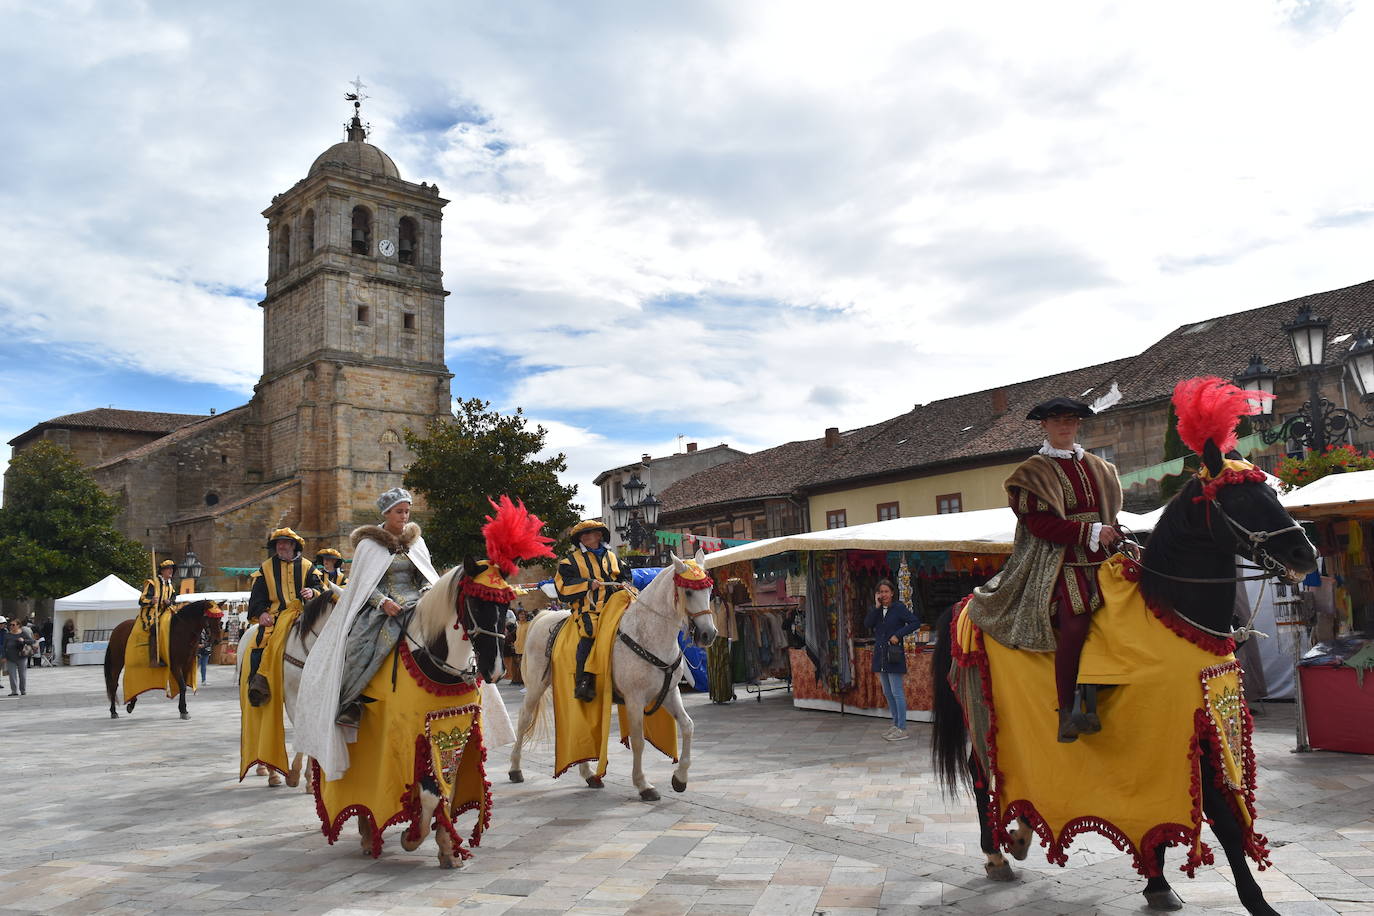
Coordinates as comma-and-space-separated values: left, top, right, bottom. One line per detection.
482, 495, 556, 576
1171, 376, 1271, 498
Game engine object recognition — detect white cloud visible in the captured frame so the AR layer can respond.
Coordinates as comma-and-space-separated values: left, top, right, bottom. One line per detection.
5, 0, 1374, 500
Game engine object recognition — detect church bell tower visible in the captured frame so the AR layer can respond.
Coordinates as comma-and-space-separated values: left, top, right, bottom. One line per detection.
252, 90, 453, 543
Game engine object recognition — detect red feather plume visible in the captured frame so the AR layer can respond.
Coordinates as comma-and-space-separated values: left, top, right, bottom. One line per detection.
482, 495, 556, 576
1172, 376, 1272, 455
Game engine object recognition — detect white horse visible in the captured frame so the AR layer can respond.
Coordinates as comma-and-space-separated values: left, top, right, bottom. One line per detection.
509, 551, 718, 801
236, 589, 339, 790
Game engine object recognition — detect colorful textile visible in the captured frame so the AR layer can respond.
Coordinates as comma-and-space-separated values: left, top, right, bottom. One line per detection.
122, 607, 196, 702
950, 555, 1267, 877
551, 591, 678, 778
312, 642, 491, 860
237, 605, 300, 780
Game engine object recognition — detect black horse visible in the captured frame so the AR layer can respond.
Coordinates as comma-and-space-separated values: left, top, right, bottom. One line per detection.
105, 599, 221, 721
931, 440, 1317, 915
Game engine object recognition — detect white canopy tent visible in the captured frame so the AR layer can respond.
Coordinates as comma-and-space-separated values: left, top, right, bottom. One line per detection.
702, 507, 1158, 569
1279, 467, 1374, 519
52, 574, 142, 665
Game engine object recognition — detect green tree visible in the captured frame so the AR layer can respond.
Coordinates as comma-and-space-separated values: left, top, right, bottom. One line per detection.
404, 398, 582, 568
0, 441, 151, 599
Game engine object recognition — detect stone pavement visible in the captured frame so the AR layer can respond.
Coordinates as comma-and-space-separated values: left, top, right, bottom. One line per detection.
1, 665, 1371, 915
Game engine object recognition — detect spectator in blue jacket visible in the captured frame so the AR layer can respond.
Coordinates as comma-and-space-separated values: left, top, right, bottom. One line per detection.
864, 579, 920, 741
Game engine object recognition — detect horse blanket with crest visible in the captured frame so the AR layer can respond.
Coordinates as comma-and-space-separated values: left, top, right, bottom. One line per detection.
950, 553, 1268, 877
122, 608, 198, 702
312, 641, 492, 860
551, 589, 678, 779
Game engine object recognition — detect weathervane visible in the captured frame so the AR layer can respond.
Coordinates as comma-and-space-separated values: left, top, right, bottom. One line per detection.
344, 75, 371, 140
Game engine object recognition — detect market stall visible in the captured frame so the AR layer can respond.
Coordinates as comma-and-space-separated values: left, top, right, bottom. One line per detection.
52, 575, 142, 665
176, 591, 251, 664
702, 509, 1025, 720
1278, 469, 1374, 753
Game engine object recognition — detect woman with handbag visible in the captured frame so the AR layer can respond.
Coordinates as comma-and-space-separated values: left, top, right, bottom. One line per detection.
864, 579, 919, 741
4, 619, 37, 696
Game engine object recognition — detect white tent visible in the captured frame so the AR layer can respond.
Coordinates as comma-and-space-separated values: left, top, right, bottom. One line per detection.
52, 574, 142, 665
1280, 467, 1374, 519
702, 507, 1158, 569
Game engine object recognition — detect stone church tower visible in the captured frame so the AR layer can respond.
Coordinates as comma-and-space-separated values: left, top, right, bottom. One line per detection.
254, 106, 453, 543
8, 104, 455, 590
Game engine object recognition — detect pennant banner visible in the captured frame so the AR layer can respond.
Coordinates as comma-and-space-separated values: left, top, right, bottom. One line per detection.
655, 531, 754, 553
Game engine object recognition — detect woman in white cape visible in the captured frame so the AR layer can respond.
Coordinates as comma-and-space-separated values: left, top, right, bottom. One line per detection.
296, 487, 440, 780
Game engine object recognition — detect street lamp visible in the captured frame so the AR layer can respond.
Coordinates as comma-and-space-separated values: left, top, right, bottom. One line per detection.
613, 475, 661, 565
1238, 307, 1374, 452
176, 550, 204, 580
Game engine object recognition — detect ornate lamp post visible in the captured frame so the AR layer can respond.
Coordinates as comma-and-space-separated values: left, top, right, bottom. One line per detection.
612, 474, 662, 566
1235, 307, 1374, 452
176, 542, 205, 595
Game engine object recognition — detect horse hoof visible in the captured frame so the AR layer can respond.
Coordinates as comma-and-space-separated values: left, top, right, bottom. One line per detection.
284, 774, 299, 788
437, 856, 457, 869
125, 702, 135, 714
180, 711, 190, 720
1008, 831, 1031, 861
586, 776, 604, 789
1144, 889, 1183, 911
268, 775, 282, 788
401, 833, 422, 852
110, 711, 119, 720
984, 861, 1015, 882
509, 770, 524, 783
640, 788, 660, 802
671, 776, 687, 793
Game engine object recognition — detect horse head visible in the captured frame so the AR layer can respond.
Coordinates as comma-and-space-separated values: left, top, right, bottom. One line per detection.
458, 556, 510, 684
177, 599, 222, 641
1197, 440, 1318, 582
671, 549, 718, 648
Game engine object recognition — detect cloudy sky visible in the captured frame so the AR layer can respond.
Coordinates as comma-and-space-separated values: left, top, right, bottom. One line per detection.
3, 0, 1373, 505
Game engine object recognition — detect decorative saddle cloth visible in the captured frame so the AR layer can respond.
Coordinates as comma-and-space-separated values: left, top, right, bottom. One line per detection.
122, 608, 197, 702
950, 554, 1268, 878
237, 605, 301, 781
550, 590, 678, 779
312, 641, 491, 860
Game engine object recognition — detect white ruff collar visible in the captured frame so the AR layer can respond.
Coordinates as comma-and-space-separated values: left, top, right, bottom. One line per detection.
1039, 440, 1085, 460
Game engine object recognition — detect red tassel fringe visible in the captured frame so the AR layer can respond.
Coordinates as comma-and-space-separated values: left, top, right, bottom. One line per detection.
675, 572, 714, 590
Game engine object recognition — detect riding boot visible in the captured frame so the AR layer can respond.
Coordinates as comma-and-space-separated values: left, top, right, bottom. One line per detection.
574, 635, 596, 702
1057, 707, 1081, 743
247, 673, 271, 707
1078, 685, 1102, 734
336, 700, 362, 728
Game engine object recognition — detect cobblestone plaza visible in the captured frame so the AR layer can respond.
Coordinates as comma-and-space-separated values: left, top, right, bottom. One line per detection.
3, 666, 1371, 915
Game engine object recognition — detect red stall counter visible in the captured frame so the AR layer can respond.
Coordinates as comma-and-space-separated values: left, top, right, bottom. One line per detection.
1300, 666, 1374, 755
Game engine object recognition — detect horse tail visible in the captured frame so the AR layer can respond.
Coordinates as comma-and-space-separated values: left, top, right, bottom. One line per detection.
930, 605, 972, 798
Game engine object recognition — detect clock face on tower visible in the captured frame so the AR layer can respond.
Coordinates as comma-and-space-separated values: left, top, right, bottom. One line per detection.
378, 239, 396, 257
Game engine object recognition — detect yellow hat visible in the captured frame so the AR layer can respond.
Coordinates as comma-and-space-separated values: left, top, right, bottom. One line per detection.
569, 519, 612, 541
158, 559, 177, 570
315, 547, 343, 560
266, 527, 305, 552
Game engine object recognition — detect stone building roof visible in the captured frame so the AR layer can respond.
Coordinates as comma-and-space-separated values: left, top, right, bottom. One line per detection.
91, 406, 246, 470
1110, 277, 1374, 408
8, 408, 207, 448
658, 357, 1132, 516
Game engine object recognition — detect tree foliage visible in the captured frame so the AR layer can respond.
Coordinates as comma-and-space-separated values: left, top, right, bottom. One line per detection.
404, 398, 582, 569
0, 441, 151, 600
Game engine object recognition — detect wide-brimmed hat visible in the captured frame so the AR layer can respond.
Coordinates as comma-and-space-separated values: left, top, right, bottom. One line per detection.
158, 559, 177, 570
569, 519, 611, 542
315, 548, 343, 562
265, 527, 305, 552
1026, 397, 1093, 421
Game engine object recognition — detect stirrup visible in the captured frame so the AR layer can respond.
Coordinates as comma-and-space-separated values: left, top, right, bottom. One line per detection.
574, 673, 596, 703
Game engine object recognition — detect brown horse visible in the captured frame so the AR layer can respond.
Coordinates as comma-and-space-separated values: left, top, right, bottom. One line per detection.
104, 600, 221, 720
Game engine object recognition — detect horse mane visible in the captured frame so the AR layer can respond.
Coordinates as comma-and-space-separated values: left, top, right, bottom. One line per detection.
173, 599, 215, 618
1138, 475, 1221, 613
296, 591, 333, 641
416, 567, 464, 645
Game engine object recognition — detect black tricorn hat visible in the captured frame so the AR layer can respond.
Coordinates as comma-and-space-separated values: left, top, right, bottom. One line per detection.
1026, 397, 1093, 421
